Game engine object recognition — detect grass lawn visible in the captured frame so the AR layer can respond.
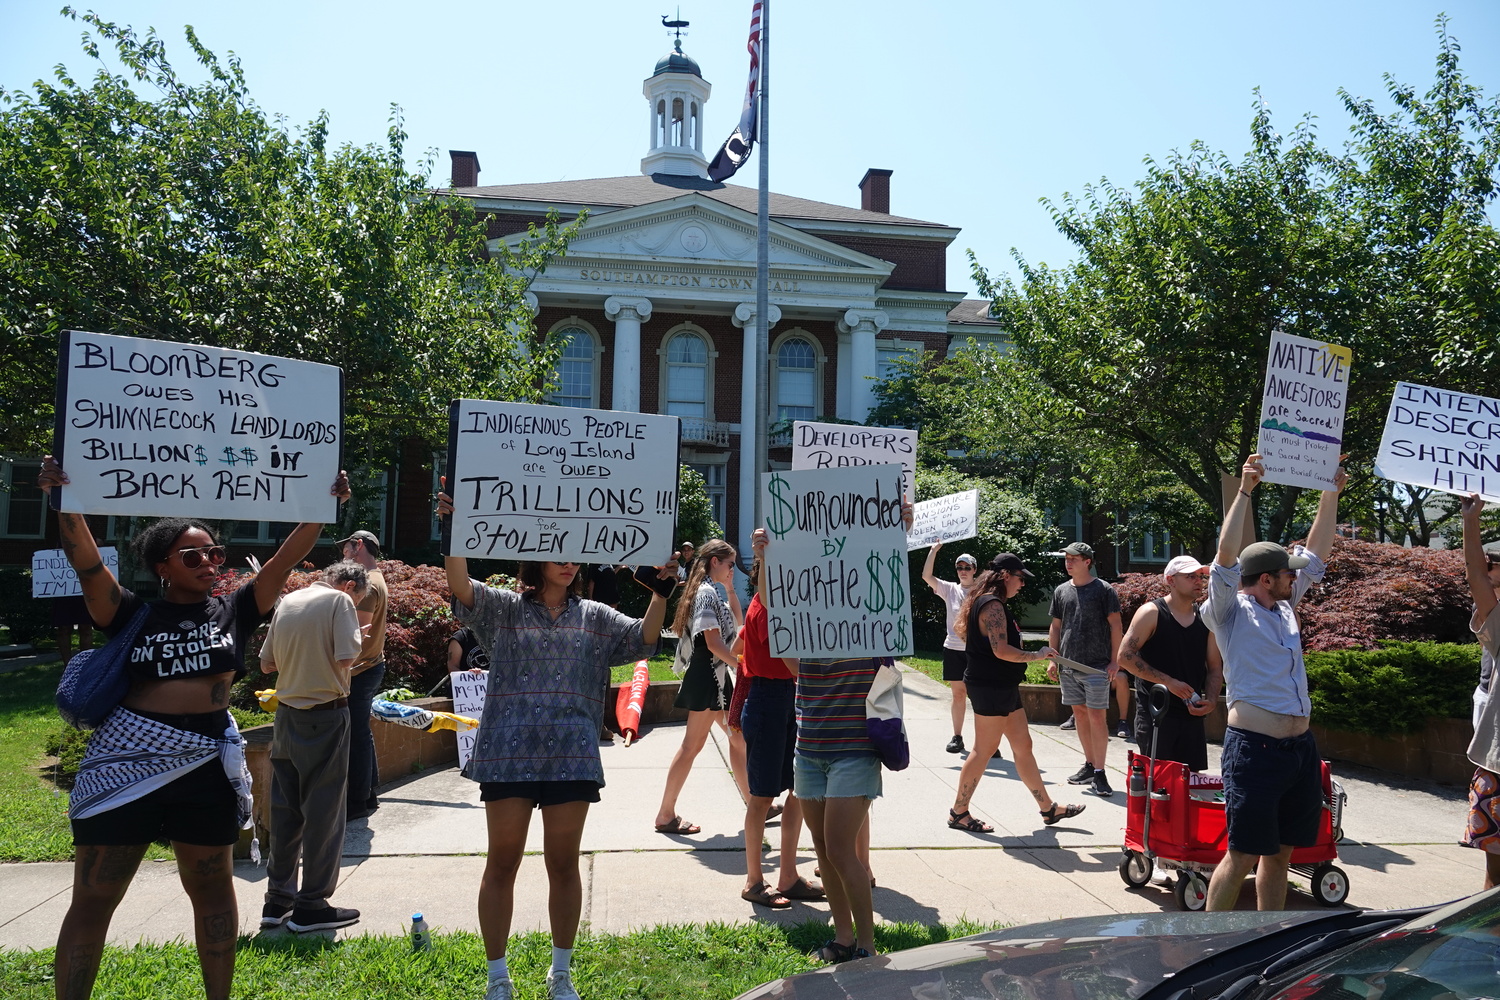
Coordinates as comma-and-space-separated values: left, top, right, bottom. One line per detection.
0, 920, 1002, 1000
608, 651, 679, 685
0, 661, 101, 863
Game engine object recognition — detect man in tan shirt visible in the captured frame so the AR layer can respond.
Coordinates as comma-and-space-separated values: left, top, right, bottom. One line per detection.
338, 529, 388, 820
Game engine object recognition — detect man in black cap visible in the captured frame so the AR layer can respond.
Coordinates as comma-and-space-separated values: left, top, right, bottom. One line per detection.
337, 529, 387, 820
1202, 452, 1345, 911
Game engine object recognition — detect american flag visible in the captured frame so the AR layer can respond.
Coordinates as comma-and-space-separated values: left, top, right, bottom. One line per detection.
707, 1, 762, 182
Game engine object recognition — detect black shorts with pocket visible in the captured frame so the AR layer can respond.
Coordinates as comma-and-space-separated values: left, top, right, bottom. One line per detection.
967, 682, 1023, 718
942, 648, 968, 682
479, 780, 602, 808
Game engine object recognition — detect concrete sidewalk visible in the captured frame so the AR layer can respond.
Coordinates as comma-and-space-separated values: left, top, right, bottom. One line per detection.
0, 666, 1482, 950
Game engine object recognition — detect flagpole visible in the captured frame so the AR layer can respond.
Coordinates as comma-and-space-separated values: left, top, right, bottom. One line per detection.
752, 0, 770, 534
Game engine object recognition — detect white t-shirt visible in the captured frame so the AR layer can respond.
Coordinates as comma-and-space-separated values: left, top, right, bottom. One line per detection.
931, 578, 967, 651
1467, 603, 1500, 772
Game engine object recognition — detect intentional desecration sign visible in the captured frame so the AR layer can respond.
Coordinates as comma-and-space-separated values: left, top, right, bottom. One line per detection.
450, 671, 487, 770
906, 489, 979, 551
791, 420, 917, 501
52, 330, 343, 522
1257, 332, 1352, 491
444, 400, 681, 563
32, 547, 118, 598
760, 464, 912, 658
1374, 382, 1500, 503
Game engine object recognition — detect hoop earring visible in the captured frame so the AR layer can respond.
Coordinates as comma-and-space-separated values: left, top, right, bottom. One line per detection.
160, 576, 170, 592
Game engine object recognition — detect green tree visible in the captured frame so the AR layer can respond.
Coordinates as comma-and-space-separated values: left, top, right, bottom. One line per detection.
0, 9, 580, 465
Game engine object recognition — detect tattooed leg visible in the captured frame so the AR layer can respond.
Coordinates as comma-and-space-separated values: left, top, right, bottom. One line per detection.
174, 843, 238, 1000
56, 843, 147, 1000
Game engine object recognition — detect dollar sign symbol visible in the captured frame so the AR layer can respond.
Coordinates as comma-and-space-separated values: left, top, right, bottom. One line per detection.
865, 550, 887, 613
765, 475, 797, 540
220, 446, 239, 466
240, 447, 258, 466
193, 445, 207, 466
896, 616, 909, 651
887, 549, 907, 609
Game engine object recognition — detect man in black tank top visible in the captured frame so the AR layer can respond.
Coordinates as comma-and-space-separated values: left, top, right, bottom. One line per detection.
1118, 555, 1223, 772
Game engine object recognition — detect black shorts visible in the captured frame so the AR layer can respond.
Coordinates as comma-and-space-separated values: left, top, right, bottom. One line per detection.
479, 780, 602, 808
942, 648, 968, 682
742, 677, 796, 798
674, 653, 733, 713
1221, 726, 1323, 856
967, 683, 1023, 718
72, 759, 239, 847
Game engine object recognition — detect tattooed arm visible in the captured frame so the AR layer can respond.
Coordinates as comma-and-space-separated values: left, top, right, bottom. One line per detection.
979, 601, 1052, 663
1118, 603, 1195, 701
38, 457, 120, 627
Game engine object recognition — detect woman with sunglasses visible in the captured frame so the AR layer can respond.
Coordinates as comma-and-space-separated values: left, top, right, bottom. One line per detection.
37, 455, 350, 1000
921, 543, 987, 757
435, 480, 674, 1000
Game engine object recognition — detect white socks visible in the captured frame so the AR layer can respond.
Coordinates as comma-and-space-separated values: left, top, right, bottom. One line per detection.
551, 945, 573, 973
487, 957, 510, 983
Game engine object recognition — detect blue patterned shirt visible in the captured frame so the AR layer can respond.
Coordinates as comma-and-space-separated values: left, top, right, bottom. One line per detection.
455, 582, 657, 785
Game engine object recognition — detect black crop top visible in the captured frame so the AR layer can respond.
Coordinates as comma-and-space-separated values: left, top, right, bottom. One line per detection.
106, 581, 269, 682
962, 594, 1027, 688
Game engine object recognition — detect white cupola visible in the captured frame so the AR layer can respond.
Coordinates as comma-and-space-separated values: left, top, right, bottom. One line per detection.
641, 30, 712, 179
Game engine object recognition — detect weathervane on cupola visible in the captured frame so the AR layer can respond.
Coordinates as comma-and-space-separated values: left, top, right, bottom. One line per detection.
642, 10, 712, 179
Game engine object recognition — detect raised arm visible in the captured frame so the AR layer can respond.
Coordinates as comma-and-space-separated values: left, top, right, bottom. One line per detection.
1217, 454, 1262, 567
1462, 493, 1498, 624
252, 470, 351, 615
435, 476, 475, 610
922, 542, 942, 590
1303, 460, 1347, 563
38, 457, 121, 626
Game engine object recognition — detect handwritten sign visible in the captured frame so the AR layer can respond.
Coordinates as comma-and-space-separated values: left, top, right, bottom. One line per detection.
1375, 382, 1500, 502
791, 420, 917, 501
1257, 332, 1351, 490
450, 670, 487, 769
32, 547, 118, 598
760, 464, 912, 658
52, 330, 343, 522
445, 400, 680, 563
906, 490, 979, 551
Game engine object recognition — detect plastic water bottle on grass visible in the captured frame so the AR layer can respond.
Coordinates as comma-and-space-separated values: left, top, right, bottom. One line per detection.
411, 913, 431, 952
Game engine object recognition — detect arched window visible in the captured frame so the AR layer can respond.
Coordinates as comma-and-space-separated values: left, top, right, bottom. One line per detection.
774, 337, 818, 422
664, 331, 708, 417
550, 323, 600, 408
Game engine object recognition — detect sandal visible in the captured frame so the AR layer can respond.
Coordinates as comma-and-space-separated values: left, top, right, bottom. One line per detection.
947, 808, 994, 833
741, 881, 791, 908
765, 802, 785, 821
814, 939, 855, 964
1041, 802, 1086, 826
654, 816, 702, 835
777, 876, 825, 900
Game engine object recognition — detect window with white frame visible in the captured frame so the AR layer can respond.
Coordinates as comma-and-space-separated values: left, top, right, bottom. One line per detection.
773, 335, 818, 422
664, 331, 709, 417
1048, 504, 1084, 547
1130, 528, 1172, 564
550, 323, 600, 408
875, 338, 922, 382
1, 456, 46, 538
688, 462, 726, 529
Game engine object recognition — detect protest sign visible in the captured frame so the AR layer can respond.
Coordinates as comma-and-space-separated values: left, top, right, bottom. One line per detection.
32, 547, 118, 598
1256, 332, 1352, 490
906, 489, 979, 551
450, 671, 487, 769
52, 330, 343, 522
760, 464, 912, 658
1374, 382, 1500, 503
445, 400, 680, 563
791, 420, 917, 501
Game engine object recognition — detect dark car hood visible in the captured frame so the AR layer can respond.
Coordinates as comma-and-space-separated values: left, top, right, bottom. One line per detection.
736, 910, 1331, 1000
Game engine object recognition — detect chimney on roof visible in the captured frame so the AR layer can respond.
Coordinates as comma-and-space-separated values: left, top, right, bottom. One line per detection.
859, 168, 892, 214
449, 150, 481, 188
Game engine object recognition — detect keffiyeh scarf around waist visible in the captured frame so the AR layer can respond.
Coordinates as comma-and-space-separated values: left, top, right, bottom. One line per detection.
69, 706, 253, 830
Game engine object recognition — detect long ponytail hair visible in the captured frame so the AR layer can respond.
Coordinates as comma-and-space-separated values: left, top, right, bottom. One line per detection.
954, 569, 1012, 642
672, 538, 736, 636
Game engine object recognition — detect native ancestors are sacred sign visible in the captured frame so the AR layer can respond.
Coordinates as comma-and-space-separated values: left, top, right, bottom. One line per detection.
1374, 382, 1500, 504
52, 331, 344, 522
906, 489, 980, 551
444, 400, 681, 563
760, 464, 912, 659
791, 419, 918, 501
1256, 332, 1352, 491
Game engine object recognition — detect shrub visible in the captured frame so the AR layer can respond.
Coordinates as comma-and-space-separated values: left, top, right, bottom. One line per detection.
1305, 642, 1478, 734
0, 567, 52, 645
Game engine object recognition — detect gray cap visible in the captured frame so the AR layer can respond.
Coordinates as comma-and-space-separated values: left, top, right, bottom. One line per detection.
336, 530, 382, 555
955, 553, 977, 568
1062, 541, 1094, 559
1239, 540, 1309, 579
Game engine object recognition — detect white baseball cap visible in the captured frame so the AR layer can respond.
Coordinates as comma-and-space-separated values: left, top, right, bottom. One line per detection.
1164, 555, 1207, 578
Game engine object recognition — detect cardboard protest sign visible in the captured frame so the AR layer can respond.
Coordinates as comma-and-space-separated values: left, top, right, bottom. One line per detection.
445, 400, 680, 563
1257, 332, 1352, 490
52, 330, 343, 522
450, 671, 487, 769
32, 547, 118, 598
760, 464, 912, 658
791, 419, 917, 501
906, 489, 979, 551
1375, 382, 1500, 503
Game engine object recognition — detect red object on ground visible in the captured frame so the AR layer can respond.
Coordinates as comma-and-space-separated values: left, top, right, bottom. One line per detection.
616, 659, 650, 745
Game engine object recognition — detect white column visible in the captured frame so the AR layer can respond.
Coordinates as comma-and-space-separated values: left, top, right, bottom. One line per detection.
835, 329, 853, 420
732, 301, 781, 555
837, 308, 889, 423
604, 296, 652, 412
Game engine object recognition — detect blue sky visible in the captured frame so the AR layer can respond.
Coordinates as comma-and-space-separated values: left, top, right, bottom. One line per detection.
4, 1, 1497, 296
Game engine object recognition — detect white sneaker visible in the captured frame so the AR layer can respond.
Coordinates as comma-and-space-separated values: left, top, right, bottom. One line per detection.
547, 969, 581, 1000
1152, 864, 1173, 886
484, 976, 515, 1000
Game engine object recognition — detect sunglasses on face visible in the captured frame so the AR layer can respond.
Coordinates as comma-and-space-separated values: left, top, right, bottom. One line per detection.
956, 565, 975, 572
175, 545, 227, 569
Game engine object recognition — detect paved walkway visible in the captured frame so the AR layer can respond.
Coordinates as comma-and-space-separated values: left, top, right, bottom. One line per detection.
0, 666, 1482, 950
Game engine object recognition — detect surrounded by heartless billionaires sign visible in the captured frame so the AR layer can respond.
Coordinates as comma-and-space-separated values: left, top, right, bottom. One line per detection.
444, 399, 681, 563
760, 464, 912, 659
52, 330, 344, 522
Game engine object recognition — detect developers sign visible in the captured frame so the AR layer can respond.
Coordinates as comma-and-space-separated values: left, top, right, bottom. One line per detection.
52, 330, 344, 522
760, 464, 912, 658
791, 419, 917, 501
445, 400, 680, 563
1375, 382, 1500, 503
906, 489, 979, 551
1257, 332, 1351, 491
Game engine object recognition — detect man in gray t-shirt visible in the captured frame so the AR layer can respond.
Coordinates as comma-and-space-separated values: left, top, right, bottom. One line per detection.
1047, 542, 1122, 797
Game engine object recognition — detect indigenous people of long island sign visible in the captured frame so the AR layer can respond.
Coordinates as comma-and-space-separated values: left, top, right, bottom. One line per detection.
760, 464, 912, 658
1257, 332, 1352, 491
1375, 382, 1500, 503
906, 489, 979, 551
33, 547, 118, 598
791, 420, 917, 501
445, 400, 681, 563
450, 670, 487, 770
53, 331, 343, 521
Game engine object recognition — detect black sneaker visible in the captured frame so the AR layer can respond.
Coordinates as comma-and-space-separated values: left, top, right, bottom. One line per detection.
288, 905, 361, 933
1090, 770, 1114, 797
1066, 762, 1096, 784
260, 902, 292, 929
1115, 721, 1131, 741
1059, 715, 1077, 731
945, 735, 965, 754
992, 745, 1004, 760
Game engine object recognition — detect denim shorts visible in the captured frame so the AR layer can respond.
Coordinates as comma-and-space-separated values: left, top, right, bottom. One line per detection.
793, 753, 882, 801
1221, 726, 1323, 856
742, 677, 796, 799
1059, 666, 1110, 709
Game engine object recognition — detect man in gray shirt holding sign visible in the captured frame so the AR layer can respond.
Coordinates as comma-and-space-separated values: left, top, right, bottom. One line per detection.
1203, 452, 1345, 911
1047, 542, 1123, 798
